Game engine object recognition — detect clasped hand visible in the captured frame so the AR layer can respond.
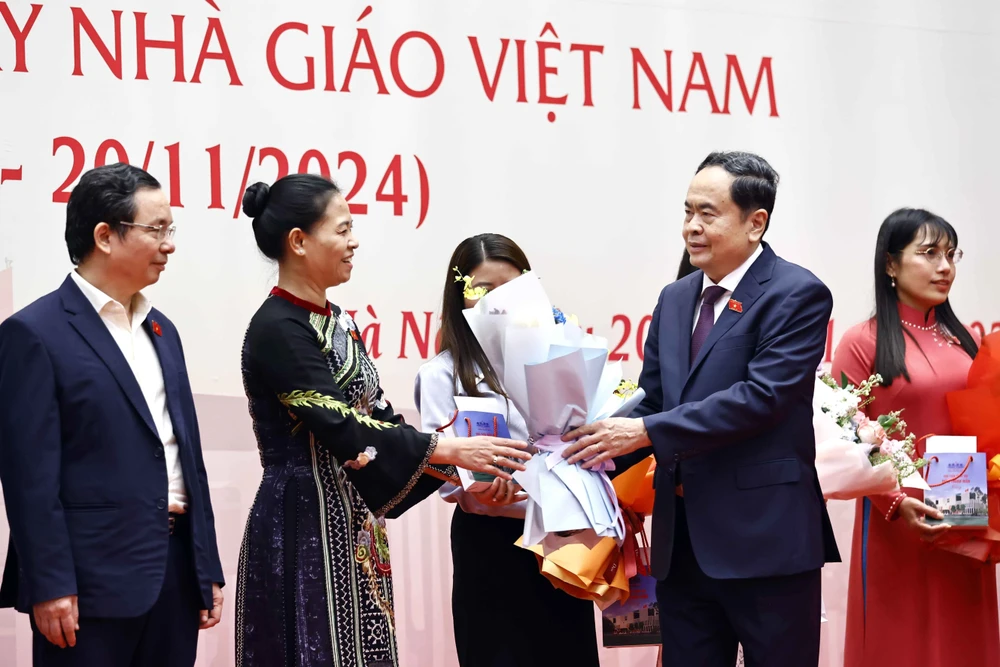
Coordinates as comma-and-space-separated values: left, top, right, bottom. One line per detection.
560, 417, 651, 469
471, 477, 528, 506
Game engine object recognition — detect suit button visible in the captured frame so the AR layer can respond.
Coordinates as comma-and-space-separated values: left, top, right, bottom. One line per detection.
156, 498, 166, 510
154, 447, 164, 459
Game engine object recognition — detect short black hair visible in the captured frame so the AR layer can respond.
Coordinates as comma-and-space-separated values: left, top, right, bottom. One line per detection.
242, 174, 341, 261
65, 162, 162, 264
697, 151, 779, 231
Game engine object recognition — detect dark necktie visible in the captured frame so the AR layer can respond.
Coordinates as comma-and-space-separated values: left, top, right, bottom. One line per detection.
691, 285, 728, 363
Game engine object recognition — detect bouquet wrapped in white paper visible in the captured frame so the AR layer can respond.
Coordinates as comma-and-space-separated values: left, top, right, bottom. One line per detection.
462, 271, 645, 548
813, 372, 928, 500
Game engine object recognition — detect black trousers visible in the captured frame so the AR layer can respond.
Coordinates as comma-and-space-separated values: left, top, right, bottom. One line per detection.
450, 509, 600, 667
33, 515, 203, 667
656, 499, 822, 667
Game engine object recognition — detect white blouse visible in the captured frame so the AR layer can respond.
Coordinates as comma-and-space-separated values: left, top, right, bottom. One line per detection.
414, 350, 528, 519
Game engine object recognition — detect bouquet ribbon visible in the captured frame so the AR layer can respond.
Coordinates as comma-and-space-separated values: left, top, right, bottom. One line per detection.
620, 507, 650, 579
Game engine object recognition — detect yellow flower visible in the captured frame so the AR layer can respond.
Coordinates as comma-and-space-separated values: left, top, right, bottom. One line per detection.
614, 379, 639, 399
453, 266, 489, 301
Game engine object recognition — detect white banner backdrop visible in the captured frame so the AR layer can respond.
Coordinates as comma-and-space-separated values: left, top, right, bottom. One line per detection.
1, 0, 999, 665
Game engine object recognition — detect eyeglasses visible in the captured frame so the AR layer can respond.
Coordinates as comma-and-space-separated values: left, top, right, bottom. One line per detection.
120, 221, 177, 241
914, 247, 963, 265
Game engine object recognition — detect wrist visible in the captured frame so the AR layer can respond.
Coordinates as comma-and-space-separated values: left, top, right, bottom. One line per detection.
636, 418, 651, 445
428, 434, 455, 465
885, 493, 906, 521
630, 417, 652, 451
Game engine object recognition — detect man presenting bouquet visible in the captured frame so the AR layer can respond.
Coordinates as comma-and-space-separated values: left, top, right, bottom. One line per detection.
563, 151, 840, 667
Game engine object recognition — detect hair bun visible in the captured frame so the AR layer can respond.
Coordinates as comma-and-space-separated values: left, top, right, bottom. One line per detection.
242, 182, 271, 218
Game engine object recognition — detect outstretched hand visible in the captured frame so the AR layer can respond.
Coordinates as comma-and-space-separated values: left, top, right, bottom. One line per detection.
434, 436, 531, 480
561, 418, 651, 469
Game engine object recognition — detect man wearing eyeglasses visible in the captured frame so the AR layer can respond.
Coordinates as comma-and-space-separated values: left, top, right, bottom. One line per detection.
0, 163, 224, 667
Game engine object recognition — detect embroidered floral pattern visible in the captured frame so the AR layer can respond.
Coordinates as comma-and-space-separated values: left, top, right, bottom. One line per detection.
278, 390, 397, 431
354, 515, 395, 630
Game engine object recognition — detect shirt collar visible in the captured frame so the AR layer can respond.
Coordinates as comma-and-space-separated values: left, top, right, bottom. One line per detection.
69, 270, 153, 327
897, 301, 936, 327
701, 243, 764, 295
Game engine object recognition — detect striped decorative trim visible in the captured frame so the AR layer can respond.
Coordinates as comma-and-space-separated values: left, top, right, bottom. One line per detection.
308, 433, 342, 666
234, 485, 259, 667
374, 433, 439, 517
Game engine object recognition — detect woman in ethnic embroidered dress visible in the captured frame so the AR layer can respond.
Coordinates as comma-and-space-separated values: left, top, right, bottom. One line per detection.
415, 234, 600, 667
831, 208, 998, 667
235, 175, 530, 667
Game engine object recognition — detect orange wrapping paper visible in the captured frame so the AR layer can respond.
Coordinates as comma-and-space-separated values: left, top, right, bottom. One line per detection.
612, 455, 657, 515
516, 535, 631, 609
941, 331, 1000, 561
518, 455, 657, 607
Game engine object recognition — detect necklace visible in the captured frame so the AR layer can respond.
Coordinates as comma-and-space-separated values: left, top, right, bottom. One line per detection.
903, 320, 957, 348
902, 320, 937, 332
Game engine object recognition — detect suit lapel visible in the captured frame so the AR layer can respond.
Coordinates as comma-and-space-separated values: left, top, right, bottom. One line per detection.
62, 279, 159, 439
687, 279, 763, 379
144, 314, 188, 446
685, 244, 776, 384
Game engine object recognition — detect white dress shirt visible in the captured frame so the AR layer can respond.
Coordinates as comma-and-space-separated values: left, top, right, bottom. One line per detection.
70, 271, 188, 513
414, 350, 528, 519
692, 243, 764, 331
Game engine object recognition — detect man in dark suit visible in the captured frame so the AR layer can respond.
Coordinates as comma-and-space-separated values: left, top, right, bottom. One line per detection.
564, 152, 839, 666
0, 163, 225, 666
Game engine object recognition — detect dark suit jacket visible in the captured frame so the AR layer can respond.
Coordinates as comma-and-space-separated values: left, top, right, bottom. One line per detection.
620, 243, 840, 580
0, 276, 224, 617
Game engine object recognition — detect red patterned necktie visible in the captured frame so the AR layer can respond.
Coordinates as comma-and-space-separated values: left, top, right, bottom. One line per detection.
690, 285, 728, 363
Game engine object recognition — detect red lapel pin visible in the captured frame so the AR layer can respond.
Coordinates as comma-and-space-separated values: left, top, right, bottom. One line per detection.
728, 299, 743, 313
151, 321, 163, 336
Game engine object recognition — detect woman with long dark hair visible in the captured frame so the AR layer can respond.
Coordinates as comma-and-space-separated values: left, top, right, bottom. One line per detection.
414, 233, 600, 667
831, 208, 997, 666
235, 177, 529, 666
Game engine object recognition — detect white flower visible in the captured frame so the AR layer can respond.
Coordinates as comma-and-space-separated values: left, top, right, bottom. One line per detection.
822, 399, 852, 424
842, 423, 860, 443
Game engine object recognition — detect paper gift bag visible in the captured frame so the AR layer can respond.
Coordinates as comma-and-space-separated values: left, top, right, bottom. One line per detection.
601, 547, 660, 647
